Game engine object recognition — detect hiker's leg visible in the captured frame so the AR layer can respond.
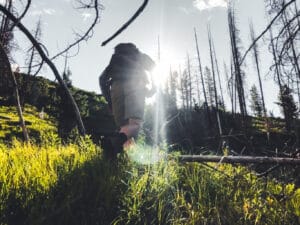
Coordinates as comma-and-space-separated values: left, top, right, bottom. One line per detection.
120, 118, 142, 138
120, 118, 142, 148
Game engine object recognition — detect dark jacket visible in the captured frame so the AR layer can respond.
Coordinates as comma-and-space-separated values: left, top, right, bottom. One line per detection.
99, 43, 155, 107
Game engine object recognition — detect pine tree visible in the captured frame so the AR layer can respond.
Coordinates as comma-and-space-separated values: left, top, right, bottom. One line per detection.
63, 67, 72, 87
250, 85, 263, 117
277, 85, 298, 131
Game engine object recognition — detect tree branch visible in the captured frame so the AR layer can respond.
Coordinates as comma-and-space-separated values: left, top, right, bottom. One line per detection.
9, 0, 32, 31
51, 0, 102, 60
178, 155, 300, 165
240, 0, 296, 65
0, 4, 86, 135
101, 0, 149, 46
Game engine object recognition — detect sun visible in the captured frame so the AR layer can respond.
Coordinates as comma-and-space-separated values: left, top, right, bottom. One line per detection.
150, 53, 178, 87
151, 61, 169, 87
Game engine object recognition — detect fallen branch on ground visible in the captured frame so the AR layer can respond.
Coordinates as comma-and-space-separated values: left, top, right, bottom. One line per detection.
177, 155, 300, 165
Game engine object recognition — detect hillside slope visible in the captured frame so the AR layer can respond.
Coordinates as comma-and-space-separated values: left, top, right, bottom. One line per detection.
0, 105, 56, 141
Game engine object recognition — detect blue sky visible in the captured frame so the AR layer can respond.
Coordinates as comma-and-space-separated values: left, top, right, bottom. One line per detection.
10, 0, 287, 115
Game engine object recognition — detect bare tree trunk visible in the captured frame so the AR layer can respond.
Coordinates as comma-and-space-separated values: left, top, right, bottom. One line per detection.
212, 41, 225, 107
187, 53, 193, 111
249, 22, 267, 118
228, 7, 247, 121
194, 28, 211, 122
208, 27, 223, 136
231, 60, 237, 115
249, 22, 270, 135
193, 52, 201, 105
0, 42, 29, 142
270, 28, 284, 92
27, 20, 42, 76
224, 62, 234, 113
269, 28, 290, 131
297, 78, 300, 106
282, 2, 300, 82
179, 66, 186, 110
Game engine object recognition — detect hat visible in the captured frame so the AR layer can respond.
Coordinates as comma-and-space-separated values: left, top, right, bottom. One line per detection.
114, 43, 138, 54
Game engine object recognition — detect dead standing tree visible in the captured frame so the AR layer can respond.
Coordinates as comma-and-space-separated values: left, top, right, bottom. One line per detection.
228, 5, 248, 124
249, 21, 271, 135
194, 28, 212, 123
224, 62, 234, 114
212, 38, 225, 108
249, 21, 267, 119
186, 53, 193, 112
208, 26, 223, 136
26, 19, 42, 77
0, 42, 29, 142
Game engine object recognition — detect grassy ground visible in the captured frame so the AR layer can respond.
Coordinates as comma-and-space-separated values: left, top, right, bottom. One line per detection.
0, 105, 56, 141
0, 106, 299, 224
0, 136, 299, 225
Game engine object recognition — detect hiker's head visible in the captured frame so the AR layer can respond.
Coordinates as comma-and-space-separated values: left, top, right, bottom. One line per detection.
114, 43, 139, 55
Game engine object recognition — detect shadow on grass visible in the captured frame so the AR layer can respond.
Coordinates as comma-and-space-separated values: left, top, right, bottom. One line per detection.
2, 155, 129, 225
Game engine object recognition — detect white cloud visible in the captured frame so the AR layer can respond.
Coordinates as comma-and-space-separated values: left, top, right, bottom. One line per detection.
193, 0, 228, 11
81, 13, 92, 21
44, 9, 56, 15
30, 8, 56, 16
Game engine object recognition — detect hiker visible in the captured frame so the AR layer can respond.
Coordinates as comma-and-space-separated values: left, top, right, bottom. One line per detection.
99, 43, 155, 157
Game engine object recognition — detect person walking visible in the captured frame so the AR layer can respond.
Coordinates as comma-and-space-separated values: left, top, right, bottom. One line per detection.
99, 43, 155, 158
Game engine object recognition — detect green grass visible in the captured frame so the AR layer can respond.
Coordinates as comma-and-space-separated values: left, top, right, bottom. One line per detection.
0, 137, 299, 225
0, 105, 56, 141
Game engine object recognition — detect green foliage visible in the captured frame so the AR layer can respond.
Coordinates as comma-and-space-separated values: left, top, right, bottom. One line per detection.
277, 85, 298, 131
0, 138, 299, 225
116, 158, 300, 225
250, 85, 263, 117
277, 85, 298, 120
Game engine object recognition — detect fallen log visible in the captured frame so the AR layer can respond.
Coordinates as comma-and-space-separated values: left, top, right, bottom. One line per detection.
178, 155, 300, 165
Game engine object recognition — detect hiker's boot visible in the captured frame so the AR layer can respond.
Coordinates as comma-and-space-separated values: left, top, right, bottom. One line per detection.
110, 133, 128, 156
100, 136, 115, 160
101, 133, 127, 160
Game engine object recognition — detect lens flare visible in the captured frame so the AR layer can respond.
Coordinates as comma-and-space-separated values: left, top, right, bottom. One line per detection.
127, 144, 167, 165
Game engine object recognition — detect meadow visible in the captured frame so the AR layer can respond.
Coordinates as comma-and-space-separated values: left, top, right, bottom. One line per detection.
0, 134, 299, 225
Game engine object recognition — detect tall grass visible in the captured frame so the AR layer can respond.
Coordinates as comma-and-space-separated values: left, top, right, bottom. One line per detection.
0, 136, 299, 225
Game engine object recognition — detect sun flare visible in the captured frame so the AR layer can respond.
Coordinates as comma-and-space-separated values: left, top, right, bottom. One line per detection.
151, 60, 170, 87
150, 51, 180, 87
